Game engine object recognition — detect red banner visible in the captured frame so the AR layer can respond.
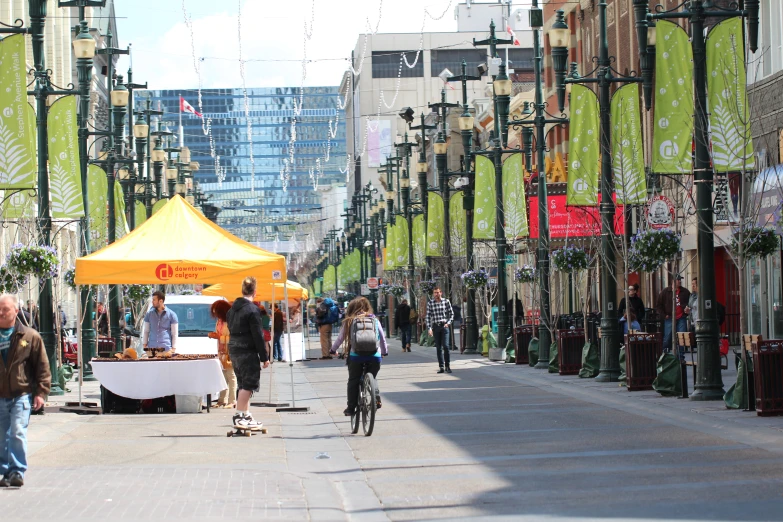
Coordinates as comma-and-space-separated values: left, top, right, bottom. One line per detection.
528, 195, 625, 238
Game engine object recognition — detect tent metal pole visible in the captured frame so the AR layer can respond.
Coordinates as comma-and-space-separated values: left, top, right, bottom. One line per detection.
277, 283, 309, 412
254, 283, 289, 408
78, 285, 83, 407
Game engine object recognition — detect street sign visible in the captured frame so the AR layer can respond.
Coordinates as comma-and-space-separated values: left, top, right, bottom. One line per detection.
366, 277, 379, 289
645, 195, 675, 229
272, 270, 282, 280
361, 284, 370, 296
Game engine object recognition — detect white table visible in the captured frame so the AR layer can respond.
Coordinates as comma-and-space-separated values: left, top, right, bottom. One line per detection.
92, 359, 227, 407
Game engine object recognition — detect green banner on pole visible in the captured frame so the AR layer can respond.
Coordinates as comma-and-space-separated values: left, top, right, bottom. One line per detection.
323, 265, 336, 292
385, 223, 395, 271
314, 278, 322, 297
653, 20, 693, 174
48, 96, 85, 218
394, 215, 409, 268
450, 191, 467, 257
152, 198, 167, 215
707, 17, 754, 173
337, 262, 343, 291
0, 35, 37, 189
427, 192, 444, 256
502, 153, 529, 238
413, 214, 426, 268
114, 181, 129, 240
611, 83, 647, 204
567, 84, 600, 206
473, 154, 495, 239
135, 201, 147, 228
87, 165, 108, 249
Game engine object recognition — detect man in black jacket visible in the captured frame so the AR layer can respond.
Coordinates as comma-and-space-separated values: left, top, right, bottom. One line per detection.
618, 284, 645, 323
395, 299, 411, 352
226, 277, 270, 429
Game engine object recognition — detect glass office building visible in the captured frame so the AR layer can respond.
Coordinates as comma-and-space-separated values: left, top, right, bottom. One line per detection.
137, 87, 346, 245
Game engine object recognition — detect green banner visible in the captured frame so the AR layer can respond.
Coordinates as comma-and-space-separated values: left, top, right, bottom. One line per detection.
502, 153, 529, 238
337, 262, 343, 291
413, 214, 426, 268
427, 192, 444, 256
314, 278, 322, 297
473, 154, 495, 239
450, 191, 466, 257
48, 96, 85, 218
385, 223, 395, 271
653, 20, 693, 174
152, 198, 167, 215
707, 17, 754, 173
0, 35, 36, 189
87, 165, 108, 249
323, 265, 336, 292
135, 201, 147, 228
611, 83, 647, 204
394, 215, 409, 267
567, 84, 600, 206
114, 181, 129, 240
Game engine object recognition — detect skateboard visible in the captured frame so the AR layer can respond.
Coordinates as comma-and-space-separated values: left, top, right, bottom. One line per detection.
227, 424, 267, 437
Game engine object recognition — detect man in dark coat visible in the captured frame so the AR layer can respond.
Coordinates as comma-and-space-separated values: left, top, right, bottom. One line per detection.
395, 299, 411, 352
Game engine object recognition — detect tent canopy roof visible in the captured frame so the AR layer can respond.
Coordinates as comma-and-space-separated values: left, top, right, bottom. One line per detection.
75, 196, 286, 285
202, 281, 307, 301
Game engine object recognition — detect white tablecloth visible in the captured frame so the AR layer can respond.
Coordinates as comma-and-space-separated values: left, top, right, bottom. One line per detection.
282, 332, 305, 361
92, 359, 227, 400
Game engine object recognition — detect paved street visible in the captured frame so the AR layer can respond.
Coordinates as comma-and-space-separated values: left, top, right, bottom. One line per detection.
4, 337, 783, 521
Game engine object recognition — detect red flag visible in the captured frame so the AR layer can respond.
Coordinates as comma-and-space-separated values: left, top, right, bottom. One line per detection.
507, 26, 520, 46
180, 96, 202, 118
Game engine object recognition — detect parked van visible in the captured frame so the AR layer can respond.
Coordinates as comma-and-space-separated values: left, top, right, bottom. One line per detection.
141, 295, 226, 354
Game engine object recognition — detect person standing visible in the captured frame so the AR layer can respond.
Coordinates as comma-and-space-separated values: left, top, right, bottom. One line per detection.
426, 287, 454, 374
656, 276, 690, 358
58, 306, 67, 330
95, 301, 109, 337
618, 284, 646, 324
273, 304, 285, 362
685, 277, 699, 337
227, 277, 270, 428
257, 304, 273, 360
142, 291, 179, 354
0, 294, 51, 488
209, 300, 237, 409
315, 297, 338, 360
25, 301, 39, 331
395, 299, 411, 353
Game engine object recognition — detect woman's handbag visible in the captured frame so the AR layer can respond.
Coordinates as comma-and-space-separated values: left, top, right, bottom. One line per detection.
263, 329, 272, 342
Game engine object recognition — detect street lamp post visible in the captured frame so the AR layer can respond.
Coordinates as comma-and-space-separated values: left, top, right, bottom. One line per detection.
550, 5, 640, 381
410, 113, 437, 277
633, 0, 759, 399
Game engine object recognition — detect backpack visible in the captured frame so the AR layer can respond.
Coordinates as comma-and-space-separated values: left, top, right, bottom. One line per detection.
349, 316, 378, 356
327, 303, 340, 324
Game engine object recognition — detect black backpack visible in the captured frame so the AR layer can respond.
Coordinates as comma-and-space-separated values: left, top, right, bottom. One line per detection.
349, 316, 378, 356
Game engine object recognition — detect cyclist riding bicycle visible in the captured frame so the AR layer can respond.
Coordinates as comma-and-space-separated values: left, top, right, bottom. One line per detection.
330, 297, 388, 417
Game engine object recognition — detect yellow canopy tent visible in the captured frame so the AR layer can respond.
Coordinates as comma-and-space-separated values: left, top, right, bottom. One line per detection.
202, 281, 308, 301
75, 195, 286, 285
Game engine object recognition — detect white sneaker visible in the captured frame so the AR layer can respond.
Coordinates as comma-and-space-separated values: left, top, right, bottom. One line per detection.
233, 413, 261, 429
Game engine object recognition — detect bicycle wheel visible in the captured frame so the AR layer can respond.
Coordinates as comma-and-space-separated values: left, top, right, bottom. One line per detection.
361, 373, 376, 436
350, 376, 362, 434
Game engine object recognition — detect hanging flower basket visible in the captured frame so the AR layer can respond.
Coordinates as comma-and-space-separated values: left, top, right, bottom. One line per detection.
389, 285, 406, 298
551, 246, 589, 272
6, 244, 59, 279
419, 279, 438, 295
461, 269, 489, 289
0, 265, 27, 294
628, 229, 682, 272
515, 265, 537, 283
732, 227, 779, 259
378, 283, 390, 296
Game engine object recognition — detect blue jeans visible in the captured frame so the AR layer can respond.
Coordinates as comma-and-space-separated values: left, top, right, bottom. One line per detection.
273, 334, 283, 361
398, 324, 411, 348
1, 394, 31, 479
663, 317, 688, 359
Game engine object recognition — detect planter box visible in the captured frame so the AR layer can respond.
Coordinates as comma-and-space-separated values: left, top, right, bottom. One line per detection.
626, 332, 662, 391
752, 340, 783, 416
557, 328, 585, 375
515, 325, 537, 365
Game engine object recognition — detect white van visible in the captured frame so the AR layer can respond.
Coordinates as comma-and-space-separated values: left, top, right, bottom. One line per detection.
141, 295, 226, 355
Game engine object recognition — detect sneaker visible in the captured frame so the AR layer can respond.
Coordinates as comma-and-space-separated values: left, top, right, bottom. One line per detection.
343, 407, 355, 416
445, 367, 453, 374
0, 476, 9, 487
437, 368, 445, 374
233, 413, 261, 429
7, 472, 23, 487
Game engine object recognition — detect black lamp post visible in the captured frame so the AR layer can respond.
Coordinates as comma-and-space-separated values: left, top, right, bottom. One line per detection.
410, 113, 437, 276
633, 0, 759, 400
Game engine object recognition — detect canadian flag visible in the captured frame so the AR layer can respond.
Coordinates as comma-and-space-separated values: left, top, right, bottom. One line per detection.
180, 96, 202, 118
507, 26, 521, 46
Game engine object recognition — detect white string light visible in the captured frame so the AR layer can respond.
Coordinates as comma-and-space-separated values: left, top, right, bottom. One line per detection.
237, 0, 256, 195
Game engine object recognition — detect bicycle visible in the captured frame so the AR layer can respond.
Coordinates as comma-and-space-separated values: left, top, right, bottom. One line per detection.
351, 363, 377, 436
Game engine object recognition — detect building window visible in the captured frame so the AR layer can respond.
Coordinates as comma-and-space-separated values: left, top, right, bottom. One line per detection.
759, 0, 783, 78
371, 51, 424, 78
506, 48, 534, 71
430, 49, 486, 77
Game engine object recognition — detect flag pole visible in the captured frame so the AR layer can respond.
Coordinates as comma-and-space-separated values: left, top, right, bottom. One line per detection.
179, 94, 184, 147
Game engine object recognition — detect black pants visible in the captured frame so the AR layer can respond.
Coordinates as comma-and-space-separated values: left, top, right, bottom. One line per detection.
347, 359, 381, 410
433, 324, 450, 368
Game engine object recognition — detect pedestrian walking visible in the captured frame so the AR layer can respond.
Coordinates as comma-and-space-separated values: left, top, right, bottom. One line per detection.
656, 276, 690, 358
426, 287, 454, 374
226, 277, 270, 429
329, 297, 388, 416
209, 299, 237, 409
25, 301, 39, 331
273, 304, 285, 362
685, 277, 699, 338
257, 304, 273, 360
395, 299, 411, 352
58, 306, 67, 330
0, 294, 51, 488
142, 291, 179, 354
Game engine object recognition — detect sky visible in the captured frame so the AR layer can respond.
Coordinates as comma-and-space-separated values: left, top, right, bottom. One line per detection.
114, 0, 465, 90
